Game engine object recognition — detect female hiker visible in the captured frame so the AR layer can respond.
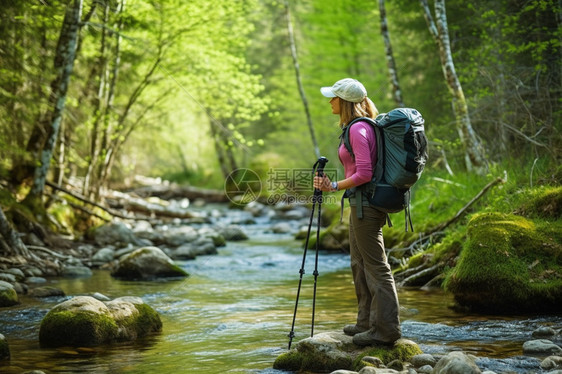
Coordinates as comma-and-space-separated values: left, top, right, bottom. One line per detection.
313, 78, 401, 346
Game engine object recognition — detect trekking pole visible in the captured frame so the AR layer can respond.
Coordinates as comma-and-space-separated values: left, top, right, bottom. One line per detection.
287, 156, 328, 350
310, 158, 325, 338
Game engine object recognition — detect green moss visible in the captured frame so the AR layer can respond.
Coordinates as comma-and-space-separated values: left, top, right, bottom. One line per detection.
273, 339, 353, 372
0, 188, 17, 208
430, 229, 465, 265
273, 351, 303, 371
131, 303, 163, 337
0, 334, 9, 360
0, 287, 18, 307
39, 310, 119, 347
516, 186, 562, 219
407, 252, 425, 268
48, 203, 76, 235
353, 340, 423, 371
306, 219, 349, 252
444, 212, 562, 313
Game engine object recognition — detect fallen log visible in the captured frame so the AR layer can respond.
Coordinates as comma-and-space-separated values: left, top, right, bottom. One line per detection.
128, 184, 228, 202
107, 191, 196, 219
46, 181, 134, 220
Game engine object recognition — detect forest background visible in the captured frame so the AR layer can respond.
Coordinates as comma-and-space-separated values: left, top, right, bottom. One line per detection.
0, 0, 560, 229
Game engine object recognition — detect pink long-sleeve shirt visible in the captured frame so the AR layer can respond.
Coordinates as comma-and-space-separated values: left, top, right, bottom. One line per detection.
338, 121, 377, 186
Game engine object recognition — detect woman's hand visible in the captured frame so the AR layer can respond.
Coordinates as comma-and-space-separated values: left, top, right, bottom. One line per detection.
313, 173, 334, 192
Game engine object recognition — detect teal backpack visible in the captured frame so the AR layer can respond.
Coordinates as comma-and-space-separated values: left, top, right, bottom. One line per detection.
340, 108, 428, 231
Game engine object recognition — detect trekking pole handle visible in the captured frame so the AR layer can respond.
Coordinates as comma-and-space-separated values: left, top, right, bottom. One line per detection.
314, 156, 329, 177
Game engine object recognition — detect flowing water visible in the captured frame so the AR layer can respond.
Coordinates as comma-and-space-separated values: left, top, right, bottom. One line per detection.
0, 205, 560, 373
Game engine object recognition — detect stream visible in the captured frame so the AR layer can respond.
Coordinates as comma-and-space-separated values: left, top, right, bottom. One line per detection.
0, 203, 561, 373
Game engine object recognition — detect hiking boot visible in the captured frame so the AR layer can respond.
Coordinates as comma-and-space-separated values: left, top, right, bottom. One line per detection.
343, 324, 369, 336
352, 328, 399, 347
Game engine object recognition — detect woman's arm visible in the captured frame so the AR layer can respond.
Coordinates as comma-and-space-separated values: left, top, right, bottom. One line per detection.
313, 122, 375, 192
313, 174, 354, 192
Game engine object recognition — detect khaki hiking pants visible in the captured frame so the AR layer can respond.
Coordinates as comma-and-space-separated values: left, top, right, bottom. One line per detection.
349, 205, 401, 342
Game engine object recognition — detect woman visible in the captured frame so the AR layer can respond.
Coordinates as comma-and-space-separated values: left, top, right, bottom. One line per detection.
313, 78, 401, 346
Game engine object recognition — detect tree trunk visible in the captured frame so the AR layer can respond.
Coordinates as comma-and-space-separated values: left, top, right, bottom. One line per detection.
210, 119, 232, 179
284, 0, 320, 159
83, 1, 110, 198
420, 0, 488, 174
379, 0, 405, 107
26, 0, 83, 202
0, 206, 31, 258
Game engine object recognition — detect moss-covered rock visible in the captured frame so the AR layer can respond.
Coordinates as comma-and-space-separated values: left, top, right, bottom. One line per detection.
0, 333, 9, 360
444, 212, 562, 313
273, 331, 422, 373
106, 296, 162, 340
0, 281, 18, 307
353, 339, 422, 371
274, 332, 354, 372
39, 296, 162, 347
39, 296, 119, 347
516, 186, 562, 220
307, 221, 350, 252
111, 246, 189, 280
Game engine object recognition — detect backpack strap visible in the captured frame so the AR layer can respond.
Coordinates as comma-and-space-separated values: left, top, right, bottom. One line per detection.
339, 117, 378, 160
340, 117, 384, 220
404, 190, 414, 232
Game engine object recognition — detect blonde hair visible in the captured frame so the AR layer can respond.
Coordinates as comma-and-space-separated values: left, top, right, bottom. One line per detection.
339, 97, 379, 127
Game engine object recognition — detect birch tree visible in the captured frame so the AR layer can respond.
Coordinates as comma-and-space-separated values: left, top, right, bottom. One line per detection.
379, 0, 405, 107
420, 0, 488, 173
284, 0, 320, 159
26, 0, 83, 203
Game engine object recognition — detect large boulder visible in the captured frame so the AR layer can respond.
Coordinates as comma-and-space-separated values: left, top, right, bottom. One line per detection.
522, 339, 562, 355
111, 246, 188, 280
216, 225, 248, 241
161, 226, 198, 247
432, 351, 481, 374
273, 331, 421, 373
444, 212, 562, 313
0, 281, 18, 307
90, 222, 141, 247
0, 333, 9, 360
39, 296, 162, 347
171, 237, 217, 260
306, 221, 350, 252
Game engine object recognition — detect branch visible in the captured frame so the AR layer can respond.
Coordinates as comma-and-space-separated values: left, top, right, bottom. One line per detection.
432, 176, 506, 232
48, 193, 110, 222
388, 231, 446, 256
26, 245, 72, 259
80, 22, 136, 41
45, 180, 132, 220
500, 121, 548, 148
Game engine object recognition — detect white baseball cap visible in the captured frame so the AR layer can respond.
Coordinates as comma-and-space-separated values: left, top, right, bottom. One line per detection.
320, 78, 367, 103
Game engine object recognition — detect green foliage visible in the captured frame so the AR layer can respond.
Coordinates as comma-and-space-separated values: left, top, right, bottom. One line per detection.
0, 0, 560, 196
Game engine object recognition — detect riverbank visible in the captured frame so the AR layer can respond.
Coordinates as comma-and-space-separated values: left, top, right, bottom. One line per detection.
0, 201, 561, 373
